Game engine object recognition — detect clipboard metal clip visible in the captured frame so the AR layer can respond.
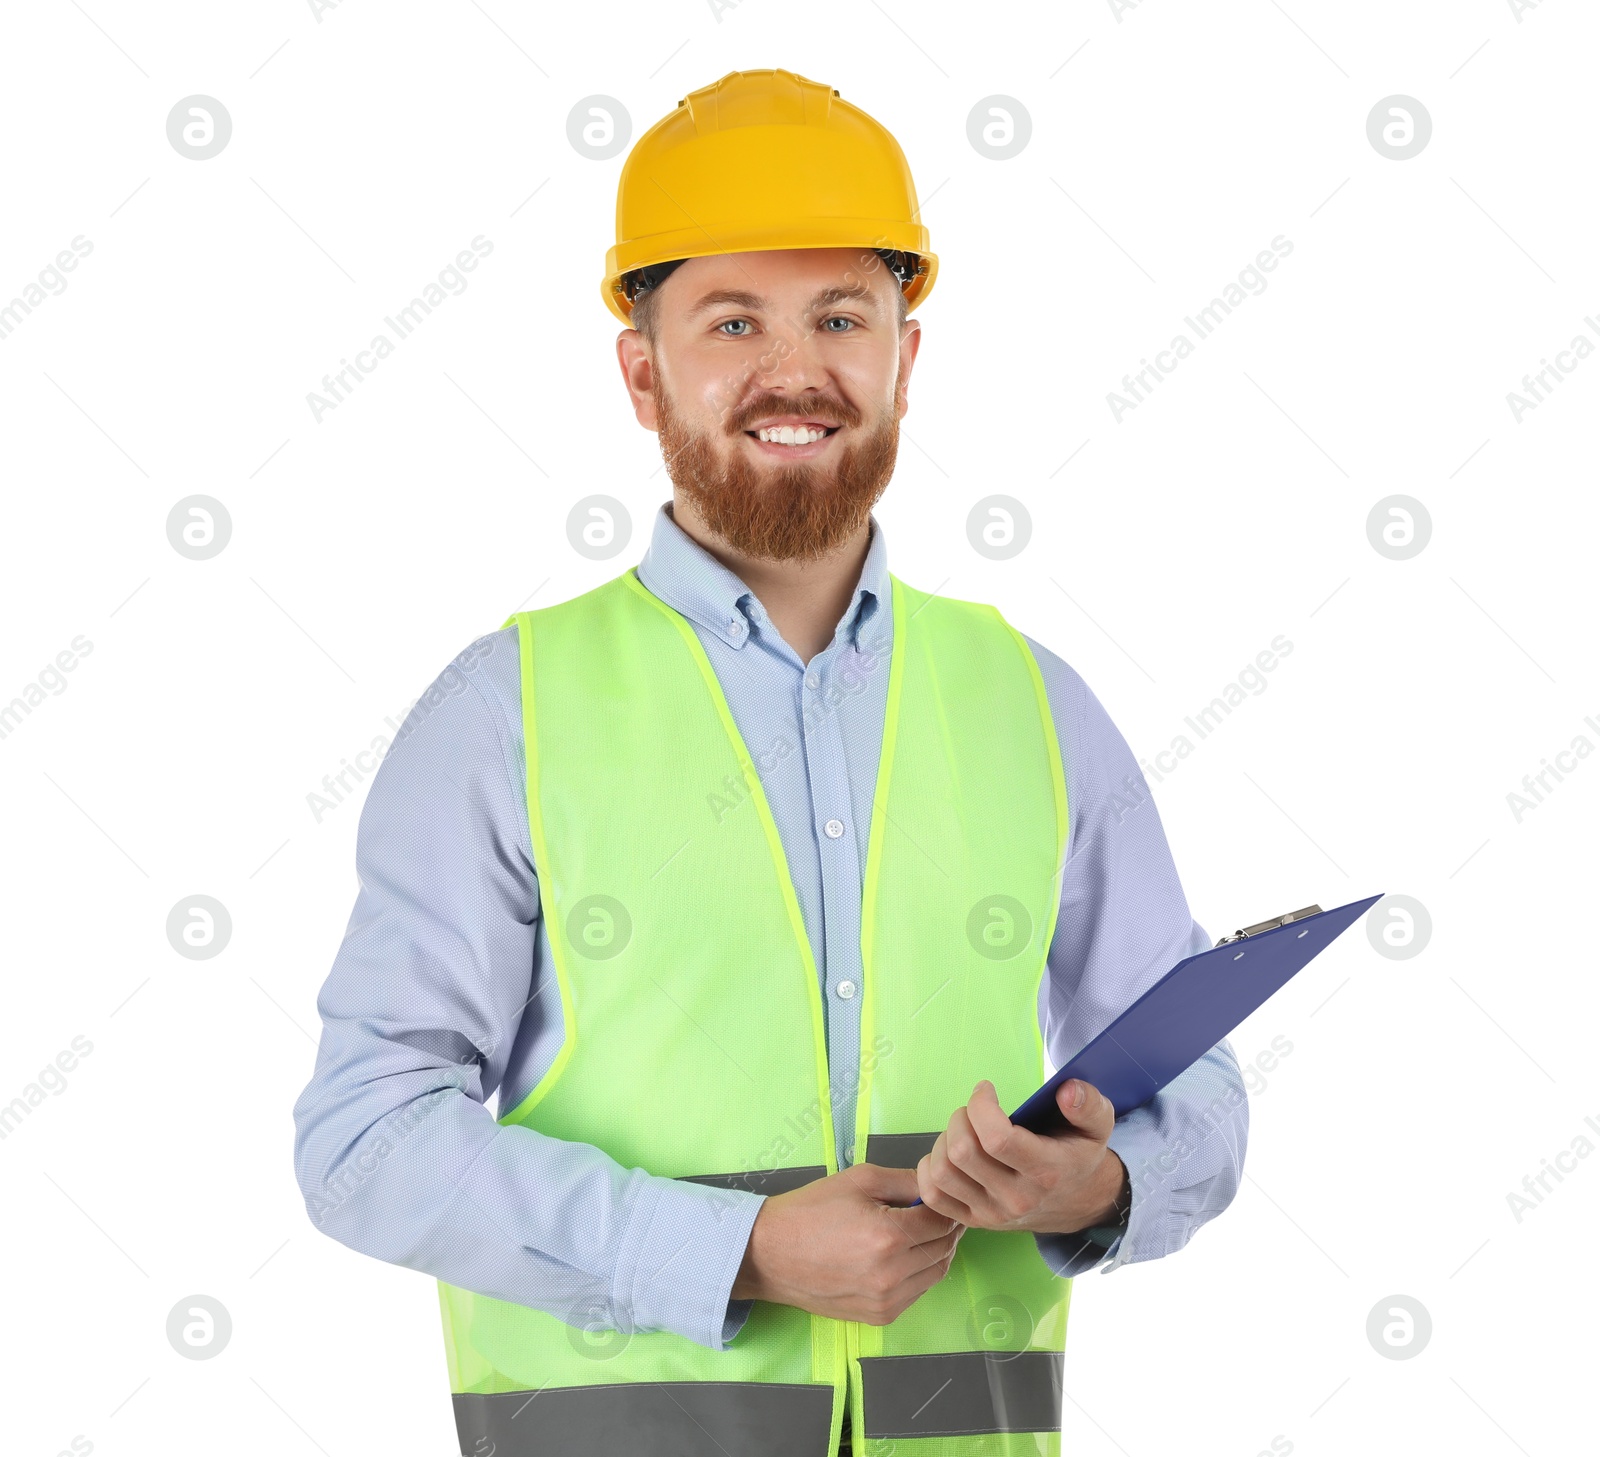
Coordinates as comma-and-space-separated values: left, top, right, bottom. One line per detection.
1215, 904, 1323, 946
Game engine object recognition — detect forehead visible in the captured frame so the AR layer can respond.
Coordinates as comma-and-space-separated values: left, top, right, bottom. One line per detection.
664, 247, 898, 316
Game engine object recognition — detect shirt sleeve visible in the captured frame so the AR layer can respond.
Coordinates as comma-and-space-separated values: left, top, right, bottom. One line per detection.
290, 630, 765, 1352
1021, 637, 1249, 1277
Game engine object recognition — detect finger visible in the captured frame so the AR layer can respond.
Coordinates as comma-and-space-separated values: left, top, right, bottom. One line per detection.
1055, 1077, 1116, 1142
964, 1079, 1038, 1175
848, 1161, 959, 1234
914, 1145, 975, 1224
889, 1232, 965, 1298
919, 1123, 997, 1219
966, 1078, 1085, 1190
886, 1202, 967, 1248
856, 1164, 966, 1242
941, 1100, 1028, 1206
904, 1223, 966, 1277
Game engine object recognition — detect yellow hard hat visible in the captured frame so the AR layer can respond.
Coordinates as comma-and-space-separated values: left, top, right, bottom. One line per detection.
602, 67, 937, 326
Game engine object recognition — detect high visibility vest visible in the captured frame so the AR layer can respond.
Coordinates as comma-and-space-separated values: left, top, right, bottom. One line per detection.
438, 565, 1074, 1456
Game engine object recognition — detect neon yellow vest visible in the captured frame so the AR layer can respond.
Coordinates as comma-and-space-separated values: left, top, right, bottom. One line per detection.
438, 566, 1073, 1456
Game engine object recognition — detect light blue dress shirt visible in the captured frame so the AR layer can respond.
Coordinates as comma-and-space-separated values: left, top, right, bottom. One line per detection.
292, 501, 1248, 1353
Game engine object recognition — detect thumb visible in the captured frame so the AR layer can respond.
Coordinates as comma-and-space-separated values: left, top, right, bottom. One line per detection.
1055, 1078, 1083, 1119
1053, 1077, 1114, 1141
844, 1161, 919, 1204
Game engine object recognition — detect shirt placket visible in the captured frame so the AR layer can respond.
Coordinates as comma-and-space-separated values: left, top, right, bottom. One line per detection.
800, 643, 867, 1170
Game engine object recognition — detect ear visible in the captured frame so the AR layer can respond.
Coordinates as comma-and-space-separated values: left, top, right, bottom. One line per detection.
894, 318, 922, 421
617, 329, 660, 431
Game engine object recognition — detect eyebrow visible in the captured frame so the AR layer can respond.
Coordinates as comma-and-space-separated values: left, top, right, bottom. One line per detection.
685, 283, 884, 320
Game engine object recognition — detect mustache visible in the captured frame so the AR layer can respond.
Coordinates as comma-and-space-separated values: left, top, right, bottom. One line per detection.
727, 394, 862, 434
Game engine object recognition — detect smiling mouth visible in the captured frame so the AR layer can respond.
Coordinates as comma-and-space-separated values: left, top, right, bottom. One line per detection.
743, 425, 841, 448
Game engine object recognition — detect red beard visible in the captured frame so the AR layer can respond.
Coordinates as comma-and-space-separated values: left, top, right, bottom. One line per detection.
655, 378, 901, 562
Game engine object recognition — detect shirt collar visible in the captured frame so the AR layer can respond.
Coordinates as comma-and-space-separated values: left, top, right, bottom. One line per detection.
635, 500, 890, 653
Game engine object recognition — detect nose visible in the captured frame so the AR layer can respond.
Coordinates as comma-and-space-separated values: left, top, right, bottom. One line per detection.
753, 315, 835, 397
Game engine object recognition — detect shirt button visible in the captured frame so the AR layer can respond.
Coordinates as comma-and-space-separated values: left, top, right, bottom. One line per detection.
728, 618, 744, 637
805, 671, 820, 690
824, 818, 844, 839
842, 1143, 855, 1163
836, 980, 856, 999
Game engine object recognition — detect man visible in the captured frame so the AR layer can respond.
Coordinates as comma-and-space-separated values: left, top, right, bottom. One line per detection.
293, 68, 1247, 1457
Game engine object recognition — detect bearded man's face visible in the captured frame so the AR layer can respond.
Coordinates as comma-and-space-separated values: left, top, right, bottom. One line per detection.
626, 247, 918, 562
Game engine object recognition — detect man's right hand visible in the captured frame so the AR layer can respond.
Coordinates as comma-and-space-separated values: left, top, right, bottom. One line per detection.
730, 1163, 966, 1325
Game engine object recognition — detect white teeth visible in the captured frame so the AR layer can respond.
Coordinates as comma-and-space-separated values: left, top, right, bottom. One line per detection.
757, 425, 830, 444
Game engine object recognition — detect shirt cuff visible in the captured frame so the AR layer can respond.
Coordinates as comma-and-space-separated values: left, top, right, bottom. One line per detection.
723, 1297, 755, 1343
1033, 1226, 1119, 1277
1096, 1106, 1179, 1270
609, 1173, 765, 1352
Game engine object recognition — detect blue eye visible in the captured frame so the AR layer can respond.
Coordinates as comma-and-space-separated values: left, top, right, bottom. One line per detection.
823, 317, 855, 332
718, 319, 754, 336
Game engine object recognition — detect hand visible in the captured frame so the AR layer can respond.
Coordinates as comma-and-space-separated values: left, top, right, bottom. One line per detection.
731, 1163, 966, 1324
912, 1078, 1129, 1236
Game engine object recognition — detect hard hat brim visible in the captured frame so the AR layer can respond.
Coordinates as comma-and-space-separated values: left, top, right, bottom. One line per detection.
602, 236, 938, 327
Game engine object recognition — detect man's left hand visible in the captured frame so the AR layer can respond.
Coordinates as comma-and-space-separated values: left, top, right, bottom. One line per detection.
913, 1078, 1129, 1236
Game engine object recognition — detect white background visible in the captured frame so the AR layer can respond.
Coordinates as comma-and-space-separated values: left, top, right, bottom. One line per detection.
2, 2, 1595, 1454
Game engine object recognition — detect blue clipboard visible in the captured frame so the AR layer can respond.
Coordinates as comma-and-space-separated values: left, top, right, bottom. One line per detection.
903, 892, 1382, 1204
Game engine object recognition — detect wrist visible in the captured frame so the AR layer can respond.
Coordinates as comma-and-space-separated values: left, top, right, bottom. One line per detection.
1078, 1150, 1130, 1232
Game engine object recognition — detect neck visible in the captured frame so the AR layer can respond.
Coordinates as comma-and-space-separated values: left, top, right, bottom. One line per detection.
668, 497, 872, 665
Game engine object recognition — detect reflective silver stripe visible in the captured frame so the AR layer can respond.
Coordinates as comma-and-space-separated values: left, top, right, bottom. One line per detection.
453, 1380, 835, 1457
864, 1132, 940, 1168
678, 1165, 827, 1196
861, 1350, 1064, 1438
